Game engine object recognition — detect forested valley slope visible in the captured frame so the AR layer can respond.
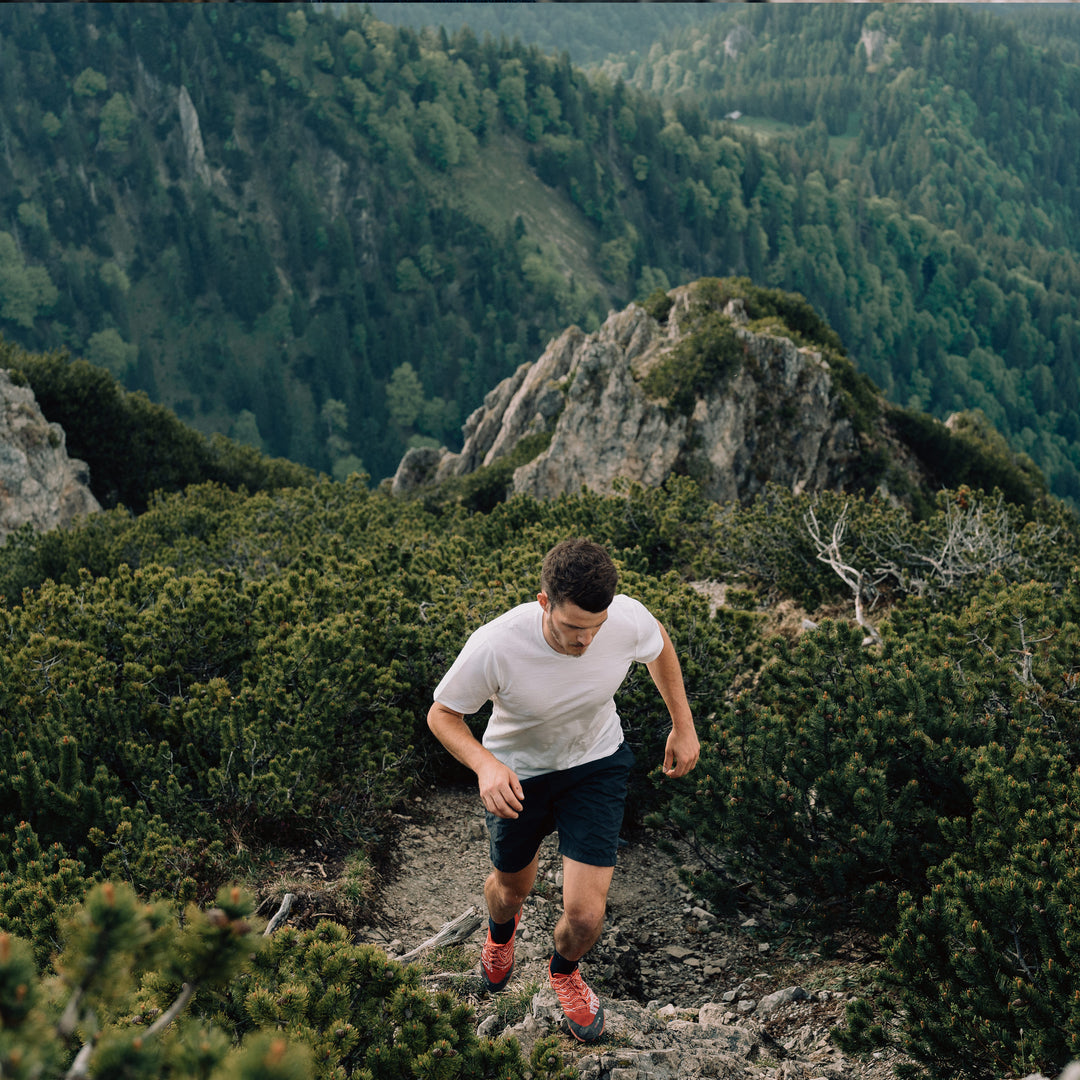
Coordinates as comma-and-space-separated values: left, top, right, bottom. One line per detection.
4, 7, 1080, 1076
1, 3, 1080, 503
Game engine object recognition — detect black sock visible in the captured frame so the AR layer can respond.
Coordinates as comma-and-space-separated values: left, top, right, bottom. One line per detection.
550, 948, 578, 976
489, 915, 516, 945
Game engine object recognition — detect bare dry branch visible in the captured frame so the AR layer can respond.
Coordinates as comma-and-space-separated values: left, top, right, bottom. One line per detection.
64, 1042, 94, 1080
145, 981, 195, 1039
395, 907, 483, 961
805, 504, 882, 645
264, 892, 296, 936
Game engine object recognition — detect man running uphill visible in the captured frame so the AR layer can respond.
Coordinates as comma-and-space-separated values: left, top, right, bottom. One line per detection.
427, 539, 700, 1043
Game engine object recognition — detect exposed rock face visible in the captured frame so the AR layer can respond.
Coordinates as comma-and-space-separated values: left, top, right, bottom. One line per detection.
178, 84, 212, 186
0, 370, 101, 543
392, 282, 876, 504
858, 25, 888, 64
724, 24, 754, 60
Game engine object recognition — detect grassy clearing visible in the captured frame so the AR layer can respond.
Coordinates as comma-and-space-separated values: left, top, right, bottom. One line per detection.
722, 114, 799, 140
433, 134, 612, 303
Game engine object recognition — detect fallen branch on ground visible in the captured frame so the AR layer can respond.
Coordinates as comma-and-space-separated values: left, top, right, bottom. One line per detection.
264, 892, 296, 936
396, 907, 483, 960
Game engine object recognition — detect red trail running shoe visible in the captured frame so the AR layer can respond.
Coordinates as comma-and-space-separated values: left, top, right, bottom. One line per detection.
549, 965, 605, 1042
480, 911, 519, 992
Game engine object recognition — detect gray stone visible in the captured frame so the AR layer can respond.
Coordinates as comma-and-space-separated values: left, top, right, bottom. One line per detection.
390, 444, 444, 495
757, 986, 811, 1016
664, 945, 694, 961
0, 370, 101, 543
530, 987, 563, 1025
178, 84, 213, 186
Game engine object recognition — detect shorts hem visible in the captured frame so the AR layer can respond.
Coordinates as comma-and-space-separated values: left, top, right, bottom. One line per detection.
556, 841, 618, 868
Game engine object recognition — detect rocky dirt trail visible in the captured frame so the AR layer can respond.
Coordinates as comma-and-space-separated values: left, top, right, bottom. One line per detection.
352, 784, 907, 1080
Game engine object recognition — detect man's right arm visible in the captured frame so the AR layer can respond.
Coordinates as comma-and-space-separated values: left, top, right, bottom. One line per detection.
427, 702, 525, 819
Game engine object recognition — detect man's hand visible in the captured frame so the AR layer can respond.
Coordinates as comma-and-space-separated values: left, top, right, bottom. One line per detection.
647, 621, 700, 779
478, 759, 525, 819
662, 726, 700, 778
427, 702, 525, 817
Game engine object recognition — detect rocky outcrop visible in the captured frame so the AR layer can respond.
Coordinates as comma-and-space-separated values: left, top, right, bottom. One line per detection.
0, 370, 101, 543
724, 25, 754, 60
392, 281, 903, 505
858, 26, 888, 65
178, 84, 212, 186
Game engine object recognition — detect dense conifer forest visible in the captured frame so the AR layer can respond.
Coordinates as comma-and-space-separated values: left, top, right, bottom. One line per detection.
1, 3, 1080, 500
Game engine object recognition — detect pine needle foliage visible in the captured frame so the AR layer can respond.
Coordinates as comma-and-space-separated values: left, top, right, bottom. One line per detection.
1, 333, 1077, 1077
640, 277, 860, 423
0, 883, 319, 1080
0, 884, 567, 1080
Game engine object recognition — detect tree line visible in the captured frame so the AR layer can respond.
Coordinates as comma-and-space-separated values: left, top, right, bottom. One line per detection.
1, 3, 1080, 505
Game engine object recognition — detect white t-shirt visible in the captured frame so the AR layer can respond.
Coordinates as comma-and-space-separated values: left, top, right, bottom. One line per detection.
433, 594, 664, 778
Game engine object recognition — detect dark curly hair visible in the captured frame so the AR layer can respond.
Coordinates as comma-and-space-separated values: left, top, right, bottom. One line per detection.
540, 539, 618, 613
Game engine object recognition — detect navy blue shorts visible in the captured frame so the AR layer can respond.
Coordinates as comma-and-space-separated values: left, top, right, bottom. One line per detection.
486, 741, 635, 873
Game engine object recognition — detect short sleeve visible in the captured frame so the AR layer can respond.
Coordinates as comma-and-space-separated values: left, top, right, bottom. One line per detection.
626, 596, 664, 663
433, 629, 500, 715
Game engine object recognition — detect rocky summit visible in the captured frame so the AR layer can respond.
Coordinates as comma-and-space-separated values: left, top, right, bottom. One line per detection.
392, 279, 923, 505
0, 369, 101, 543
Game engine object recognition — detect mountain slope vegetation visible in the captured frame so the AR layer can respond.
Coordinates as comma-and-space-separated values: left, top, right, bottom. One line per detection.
2, 3, 1080, 504
2, 293, 1080, 1075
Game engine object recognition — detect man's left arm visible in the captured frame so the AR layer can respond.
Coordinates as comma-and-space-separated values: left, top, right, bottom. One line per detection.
645, 620, 700, 778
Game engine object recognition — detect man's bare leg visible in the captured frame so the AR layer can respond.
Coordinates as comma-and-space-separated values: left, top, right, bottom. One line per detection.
548, 856, 612, 1041
485, 854, 539, 924
480, 855, 538, 993
553, 857, 615, 961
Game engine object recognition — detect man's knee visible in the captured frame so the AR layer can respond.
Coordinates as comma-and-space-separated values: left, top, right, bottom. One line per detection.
489, 878, 529, 909
561, 895, 606, 937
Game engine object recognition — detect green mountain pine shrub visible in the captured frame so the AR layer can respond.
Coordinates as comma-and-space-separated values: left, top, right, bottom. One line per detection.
661, 619, 986, 924
0, 882, 571, 1080
0, 822, 93, 968
833, 575, 1080, 1076
223, 919, 570, 1079
890, 407, 1048, 513
874, 751, 1080, 1080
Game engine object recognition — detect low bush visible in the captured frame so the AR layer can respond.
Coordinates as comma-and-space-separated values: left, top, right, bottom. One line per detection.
0, 882, 568, 1079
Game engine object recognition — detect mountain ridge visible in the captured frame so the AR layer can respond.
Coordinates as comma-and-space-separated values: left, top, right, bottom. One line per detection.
392, 278, 1044, 517
2, 3, 1080, 498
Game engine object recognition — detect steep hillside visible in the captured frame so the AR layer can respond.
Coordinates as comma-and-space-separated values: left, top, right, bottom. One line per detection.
365, 2, 721, 67
2, 3, 1080, 506
1, 392, 1076, 1078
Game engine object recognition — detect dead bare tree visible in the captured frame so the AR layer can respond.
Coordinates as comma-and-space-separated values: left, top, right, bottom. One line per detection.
805, 503, 886, 645
868, 494, 1053, 599
805, 494, 1060, 646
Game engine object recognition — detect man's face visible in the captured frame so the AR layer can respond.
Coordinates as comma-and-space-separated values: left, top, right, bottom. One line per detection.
538, 593, 608, 657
